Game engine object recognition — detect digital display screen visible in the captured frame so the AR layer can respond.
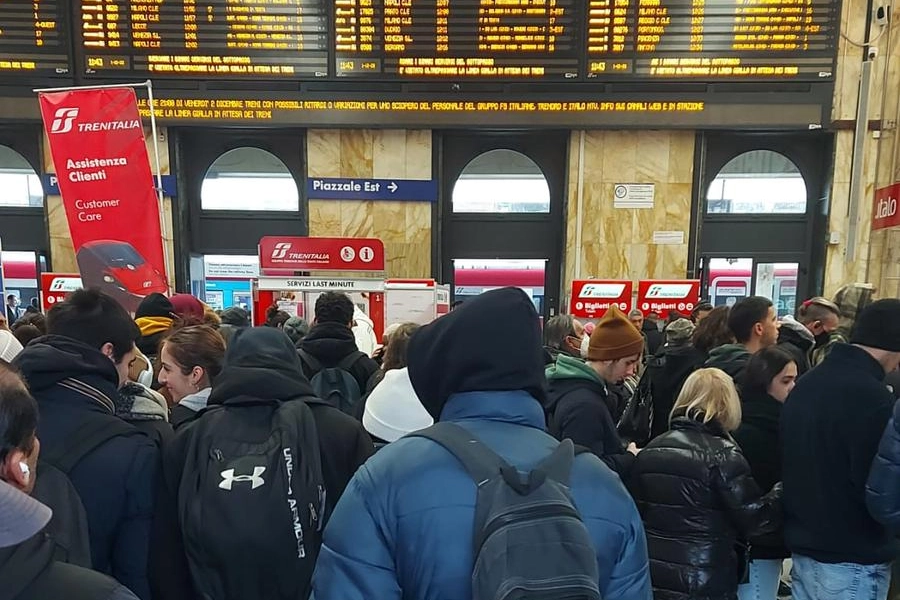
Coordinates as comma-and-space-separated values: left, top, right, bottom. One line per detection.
0, 0, 71, 76
73, 0, 839, 82
335, 0, 581, 78
79, 0, 329, 77
585, 0, 836, 79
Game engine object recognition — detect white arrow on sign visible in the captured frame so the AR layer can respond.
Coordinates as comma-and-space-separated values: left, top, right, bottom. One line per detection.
388, 182, 398, 193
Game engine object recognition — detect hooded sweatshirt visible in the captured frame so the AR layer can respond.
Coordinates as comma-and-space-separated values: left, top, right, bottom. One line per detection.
14, 335, 158, 599
545, 353, 635, 477
407, 287, 548, 417
777, 315, 815, 375
152, 328, 374, 600
299, 321, 380, 394
0, 534, 138, 600
704, 343, 752, 382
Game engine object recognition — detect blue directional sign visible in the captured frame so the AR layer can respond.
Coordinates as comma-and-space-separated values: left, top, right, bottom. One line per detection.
43, 174, 178, 197
306, 178, 437, 202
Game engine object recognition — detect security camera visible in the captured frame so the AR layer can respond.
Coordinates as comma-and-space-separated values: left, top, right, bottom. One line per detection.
868, 47, 878, 60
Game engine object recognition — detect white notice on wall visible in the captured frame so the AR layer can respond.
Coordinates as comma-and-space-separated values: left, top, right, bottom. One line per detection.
652, 231, 685, 245
614, 184, 655, 209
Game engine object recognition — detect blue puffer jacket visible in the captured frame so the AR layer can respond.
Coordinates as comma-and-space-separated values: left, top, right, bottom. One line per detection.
867, 398, 900, 532
312, 390, 651, 600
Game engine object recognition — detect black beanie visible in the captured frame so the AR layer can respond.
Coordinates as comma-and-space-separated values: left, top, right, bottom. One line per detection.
407, 287, 547, 420
850, 299, 900, 352
134, 293, 175, 320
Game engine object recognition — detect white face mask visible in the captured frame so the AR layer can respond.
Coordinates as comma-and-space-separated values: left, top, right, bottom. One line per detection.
580, 334, 591, 359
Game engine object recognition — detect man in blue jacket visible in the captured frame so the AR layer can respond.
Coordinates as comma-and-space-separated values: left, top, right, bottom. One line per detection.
312, 287, 651, 600
14, 289, 158, 600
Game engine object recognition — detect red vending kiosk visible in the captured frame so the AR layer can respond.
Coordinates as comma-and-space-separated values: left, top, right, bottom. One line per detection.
252, 236, 387, 341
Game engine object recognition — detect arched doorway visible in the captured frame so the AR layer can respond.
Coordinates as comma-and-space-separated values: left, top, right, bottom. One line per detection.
694, 133, 833, 314
439, 132, 568, 320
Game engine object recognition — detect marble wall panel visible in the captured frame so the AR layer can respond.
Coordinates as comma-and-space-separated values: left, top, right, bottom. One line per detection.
564, 131, 695, 299
306, 129, 433, 278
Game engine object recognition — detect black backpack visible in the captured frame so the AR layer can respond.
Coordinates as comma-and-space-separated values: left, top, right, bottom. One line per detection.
410, 422, 601, 600
34, 416, 138, 568
298, 349, 365, 414
177, 397, 325, 600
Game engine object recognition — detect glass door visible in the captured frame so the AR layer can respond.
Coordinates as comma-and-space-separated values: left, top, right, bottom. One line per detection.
702, 256, 801, 318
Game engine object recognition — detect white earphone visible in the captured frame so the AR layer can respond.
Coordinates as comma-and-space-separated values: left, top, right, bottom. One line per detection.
19, 462, 30, 483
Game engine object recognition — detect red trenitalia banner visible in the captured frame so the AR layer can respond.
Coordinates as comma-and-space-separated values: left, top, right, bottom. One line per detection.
259, 236, 386, 272
873, 183, 900, 231
38, 87, 168, 312
636, 279, 701, 318
570, 280, 633, 319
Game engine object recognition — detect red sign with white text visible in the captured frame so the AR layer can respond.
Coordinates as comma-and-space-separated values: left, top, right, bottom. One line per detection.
259, 237, 385, 272
41, 273, 83, 313
637, 280, 701, 317
570, 280, 633, 318
873, 183, 900, 231
38, 88, 168, 313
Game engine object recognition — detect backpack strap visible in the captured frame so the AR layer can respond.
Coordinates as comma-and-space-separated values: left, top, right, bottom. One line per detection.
41, 417, 136, 474
408, 422, 511, 486
336, 351, 366, 371
533, 439, 577, 488
298, 349, 324, 373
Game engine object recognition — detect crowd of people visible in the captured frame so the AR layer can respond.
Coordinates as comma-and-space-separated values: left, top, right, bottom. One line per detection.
0, 282, 899, 600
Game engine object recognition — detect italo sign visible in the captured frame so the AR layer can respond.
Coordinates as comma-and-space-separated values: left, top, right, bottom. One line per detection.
872, 183, 900, 231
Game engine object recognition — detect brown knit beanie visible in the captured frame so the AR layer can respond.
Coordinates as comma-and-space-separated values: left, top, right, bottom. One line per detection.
587, 305, 645, 361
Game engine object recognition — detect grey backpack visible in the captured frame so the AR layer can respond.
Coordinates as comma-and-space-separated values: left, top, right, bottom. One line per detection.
410, 422, 601, 600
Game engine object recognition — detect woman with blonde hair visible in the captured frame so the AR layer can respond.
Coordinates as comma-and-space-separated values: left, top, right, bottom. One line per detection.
629, 368, 782, 600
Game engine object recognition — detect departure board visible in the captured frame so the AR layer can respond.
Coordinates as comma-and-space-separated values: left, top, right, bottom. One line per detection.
0, 1, 70, 76
69, 0, 840, 82
335, 0, 581, 78
79, 0, 329, 77
586, 0, 836, 79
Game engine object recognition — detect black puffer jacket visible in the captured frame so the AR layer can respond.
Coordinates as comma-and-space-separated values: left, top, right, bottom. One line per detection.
628, 417, 782, 600
732, 391, 786, 559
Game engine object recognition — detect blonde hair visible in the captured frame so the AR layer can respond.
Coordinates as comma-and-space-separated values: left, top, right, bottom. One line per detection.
670, 368, 742, 432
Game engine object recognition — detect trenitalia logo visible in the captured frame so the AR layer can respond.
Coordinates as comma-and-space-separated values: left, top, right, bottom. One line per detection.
50, 107, 79, 134
271, 242, 292, 259
49, 277, 82, 292
579, 283, 626, 298
49, 107, 141, 134
645, 283, 694, 299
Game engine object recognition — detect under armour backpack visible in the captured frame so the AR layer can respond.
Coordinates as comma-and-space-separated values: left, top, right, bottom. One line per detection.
177, 397, 325, 600
410, 422, 601, 600
298, 349, 364, 414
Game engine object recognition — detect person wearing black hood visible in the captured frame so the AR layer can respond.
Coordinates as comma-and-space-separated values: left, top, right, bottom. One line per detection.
313, 287, 651, 600
706, 296, 779, 384
776, 297, 839, 376
12, 289, 158, 600
298, 291, 380, 406
151, 327, 373, 600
